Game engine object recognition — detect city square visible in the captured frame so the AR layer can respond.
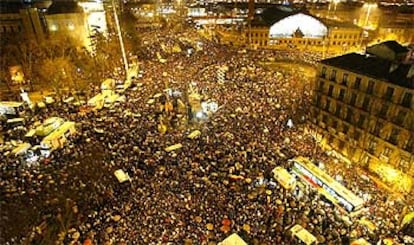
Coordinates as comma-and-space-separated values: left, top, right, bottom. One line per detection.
0, 0, 413, 244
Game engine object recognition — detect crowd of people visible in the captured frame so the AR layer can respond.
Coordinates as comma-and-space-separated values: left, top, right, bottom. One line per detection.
1, 25, 413, 245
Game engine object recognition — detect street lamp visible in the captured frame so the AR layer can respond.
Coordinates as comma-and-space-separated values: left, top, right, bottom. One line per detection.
328, 0, 340, 19
111, 0, 128, 79
362, 3, 377, 30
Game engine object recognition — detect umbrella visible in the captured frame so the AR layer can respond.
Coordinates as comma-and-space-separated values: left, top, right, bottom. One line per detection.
83, 239, 93, 245
242, 224, 251, 233
195, 216, 202, 223
206, 223, 214, 231
222, 218, 232, 226
220, 225, 230, 233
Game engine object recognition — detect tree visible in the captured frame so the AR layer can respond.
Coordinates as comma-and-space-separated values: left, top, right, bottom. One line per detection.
39, 57, 77, 96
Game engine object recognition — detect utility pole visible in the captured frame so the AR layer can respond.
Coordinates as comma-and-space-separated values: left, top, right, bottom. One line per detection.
248, 0, 254, 48
112, 0, 128, 79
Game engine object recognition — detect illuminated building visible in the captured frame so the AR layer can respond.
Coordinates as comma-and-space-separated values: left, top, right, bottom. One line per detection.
216, 6, 364, 55
45, 1, 87, 46
311, 41, 414, 193
0, 1, 50, 42
45, 1, 108, 51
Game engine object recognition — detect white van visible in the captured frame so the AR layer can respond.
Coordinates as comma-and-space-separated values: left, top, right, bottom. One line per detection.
288, 224, 318, 245
272, 166, 296, 190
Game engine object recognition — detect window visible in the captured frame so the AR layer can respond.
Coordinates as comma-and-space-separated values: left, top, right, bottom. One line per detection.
357, 114, 366, 128
374, 121, 383, 137
338, 89, 345, 101
338, 140, 345, 150
335, 105, 342, 117
354, 77, 361, 89
389, 128, 400, 145
322, 114, 328, 123
343, 125, 349, 134
342, 73, 348, 86
362, 97, 370, 110
382, 147, 393, 157
354, 130, 361, 141
315, 95, 321, 105
321, 67, 327, 78
318, 80, 325, 91
398, 158, 410, 172
384, 87, 394, 100
325, 99, 331, 111
328, 85, 334, 96
404, 137, 413, 152
401, 92, 412, 108
367, 80, 375, 94
368, 140, 377, 154
379, 104, 389, 117
346, 109, 353, 122
395, 110, 406, 125
350, 93, 357, 106
330, 70, 337, 81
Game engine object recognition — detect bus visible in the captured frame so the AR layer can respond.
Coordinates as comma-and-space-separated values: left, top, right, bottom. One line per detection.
0, 101, 26, 117
290, 156, 364, 214
40, 121, 76, 157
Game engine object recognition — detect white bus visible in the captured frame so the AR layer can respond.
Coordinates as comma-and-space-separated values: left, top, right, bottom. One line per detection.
40, 121, 76, 157
290, 156, 364, 214
0, 101, 26, 117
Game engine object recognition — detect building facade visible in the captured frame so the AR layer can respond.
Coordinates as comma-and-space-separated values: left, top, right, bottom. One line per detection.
310, 41, 414, 193
0, 2, 48, 41
215, 6, 364, 55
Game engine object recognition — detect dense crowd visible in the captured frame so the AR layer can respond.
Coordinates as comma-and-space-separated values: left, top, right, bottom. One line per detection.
1, 25, 413, 245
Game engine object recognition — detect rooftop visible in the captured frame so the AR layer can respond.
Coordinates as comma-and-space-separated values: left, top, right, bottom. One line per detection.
380, 40, 409, 54
321, 53, 414, 89
252, 6, 302, 26
47, 1, 83, 15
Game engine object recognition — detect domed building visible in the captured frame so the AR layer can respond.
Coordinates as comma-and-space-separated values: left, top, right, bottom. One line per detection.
218, 6, 364, 55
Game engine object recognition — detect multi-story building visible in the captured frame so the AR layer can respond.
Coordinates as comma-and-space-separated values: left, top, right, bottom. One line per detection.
310, 41, 414, 193
0, 1, 50, 41
216, 6, 364, 55
45, 1, 88, 46
0, 1, 107, 49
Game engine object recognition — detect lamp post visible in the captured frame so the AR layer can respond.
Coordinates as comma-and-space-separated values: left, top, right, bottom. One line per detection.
362, 3, 377, 30
111, 0, 128, 79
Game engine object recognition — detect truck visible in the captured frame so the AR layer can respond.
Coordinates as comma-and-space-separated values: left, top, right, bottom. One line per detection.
87, 93, 105, 110
34, 117, 65, 137
0, 101, 26, 118
40, 121, 76, 157
101, 78, 116, 92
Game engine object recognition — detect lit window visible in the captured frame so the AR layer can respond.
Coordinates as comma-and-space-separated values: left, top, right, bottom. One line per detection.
68, 23, 75, 31
50, 24, 58, 31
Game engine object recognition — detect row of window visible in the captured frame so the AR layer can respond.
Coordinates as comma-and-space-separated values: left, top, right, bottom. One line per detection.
267, 39, 359, 47
315, 92, 410, 130
318, 74, 413, 108
332, 33, 361, 39
316, 106, 413, 151
319, 119, 412, 172
247, 32, 267, 38
0, 25, 21, 33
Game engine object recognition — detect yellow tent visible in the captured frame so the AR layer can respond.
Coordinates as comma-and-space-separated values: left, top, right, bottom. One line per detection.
219, 233, 248, 245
